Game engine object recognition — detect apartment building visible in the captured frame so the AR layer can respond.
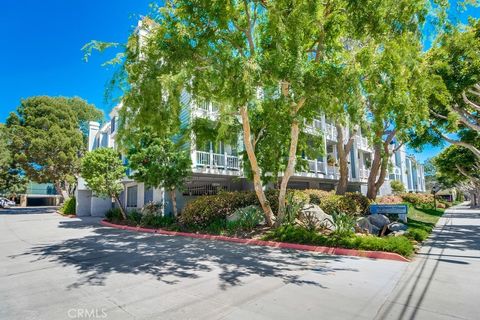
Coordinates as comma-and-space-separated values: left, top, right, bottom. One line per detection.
75, 97, 426, 216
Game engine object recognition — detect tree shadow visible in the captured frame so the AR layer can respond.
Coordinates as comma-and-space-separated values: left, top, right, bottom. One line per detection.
10, 219, 358, 290
0, 207, 58, 215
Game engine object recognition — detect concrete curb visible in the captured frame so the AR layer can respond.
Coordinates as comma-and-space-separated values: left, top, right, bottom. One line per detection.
100, 220, 410, 262
56, 211, 76, 219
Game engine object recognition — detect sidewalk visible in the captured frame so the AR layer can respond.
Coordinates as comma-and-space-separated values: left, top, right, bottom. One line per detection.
376, 203, 480, 320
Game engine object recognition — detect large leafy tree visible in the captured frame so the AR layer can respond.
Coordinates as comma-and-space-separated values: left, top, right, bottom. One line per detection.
0, 125, 27, 198
127, 132, 191, 217
360, 32, 433, 200
5, 96, 103, 200
422, 20, 480, 159
88, 0, 430, 226
81, 148, 127, 219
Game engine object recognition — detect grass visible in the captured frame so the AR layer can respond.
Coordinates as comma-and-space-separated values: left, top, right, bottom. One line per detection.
262, 205, 447, 258
405, 205, 445, 242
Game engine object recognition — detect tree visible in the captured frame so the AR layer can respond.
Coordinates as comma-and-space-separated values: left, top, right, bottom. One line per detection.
434, 145, 480, 205
423, 20, 480, 159
87, 0, 430, 226
5, 96, 103, 200
361, 32, 432, 200
81, 148, 127, 219
423, 158, 437, 192
0, 125, 27, 198
126, 133, 191, 217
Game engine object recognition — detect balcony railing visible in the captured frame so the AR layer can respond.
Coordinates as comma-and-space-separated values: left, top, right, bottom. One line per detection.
327, 165, 339, 178
307, 160, 326, 174
325, 123, 337, 141
356, 136, 372, 152
195, 151, 240, 170
359, 168, 371, 180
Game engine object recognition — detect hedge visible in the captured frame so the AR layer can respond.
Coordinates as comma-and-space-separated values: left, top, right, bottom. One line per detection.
179, 189, 371, 227
60, 197, 76, 215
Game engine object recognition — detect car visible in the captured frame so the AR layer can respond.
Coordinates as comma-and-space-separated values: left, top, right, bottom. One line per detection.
0, 197, 16, 209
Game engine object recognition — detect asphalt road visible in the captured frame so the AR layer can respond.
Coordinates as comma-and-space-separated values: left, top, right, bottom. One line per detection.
0, 207, 408, 320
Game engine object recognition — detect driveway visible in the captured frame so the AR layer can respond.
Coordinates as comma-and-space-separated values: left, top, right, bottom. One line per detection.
1, 208, 407, 320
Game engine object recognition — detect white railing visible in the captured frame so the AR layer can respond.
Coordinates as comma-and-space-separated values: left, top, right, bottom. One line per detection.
359, 168, 370, 180
195, 151, 240, 170
356, 136, 372, 151
307, 160, 326, 174
325, 123, 337, 141
327, 165, 339, 178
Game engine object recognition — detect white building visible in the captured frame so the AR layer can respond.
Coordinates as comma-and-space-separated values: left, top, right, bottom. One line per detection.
75, 98, 426, 217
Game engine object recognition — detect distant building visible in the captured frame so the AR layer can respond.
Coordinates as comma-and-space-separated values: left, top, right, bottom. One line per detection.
18, 182, 61, 207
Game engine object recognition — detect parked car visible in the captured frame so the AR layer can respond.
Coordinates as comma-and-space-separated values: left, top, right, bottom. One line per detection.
0, 197, 16, 208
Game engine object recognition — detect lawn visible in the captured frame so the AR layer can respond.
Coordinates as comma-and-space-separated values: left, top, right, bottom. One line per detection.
405, 206, 445, 242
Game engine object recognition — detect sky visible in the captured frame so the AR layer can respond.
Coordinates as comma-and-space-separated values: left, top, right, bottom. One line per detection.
0, 1, 478, 163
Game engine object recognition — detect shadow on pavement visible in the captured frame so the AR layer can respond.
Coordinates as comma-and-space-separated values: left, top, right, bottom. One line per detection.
0, 207, 59, 215
376, 204, 480, 320
10, 218, 358, 291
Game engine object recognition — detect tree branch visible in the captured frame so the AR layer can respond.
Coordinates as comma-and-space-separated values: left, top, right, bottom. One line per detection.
452, 104, 480, 132
243, 0, 255, 56
462, 91, 480, 112
441, 133, 480, 160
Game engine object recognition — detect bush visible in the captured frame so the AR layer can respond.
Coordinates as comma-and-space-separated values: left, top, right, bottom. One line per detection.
142, 201, 163, 215
319, 194, 360, 216
303, 189, 332, 205
345, 192, 371, 215
60, 197, 76, 215
229, 205, 264, 231
179, 190, 279, 227
126, 210, 142, 225
331, 212, 356, 237
391, 180, 406, 194
140, 213, 175, 228
377, 195, 403, 204
400, 193, 434, 206
263, 225, 414, 257
105, 208, 123, 221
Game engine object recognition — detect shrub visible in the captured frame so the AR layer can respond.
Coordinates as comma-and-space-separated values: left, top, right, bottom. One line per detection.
230, 205, 264, 231
377, 195, 403, 204
406, 228, 429, 242
400, 193, 434, 206
345, 192, 371, 215
142, 201, 163, 215
331, 212, 356, 237
263, 225, 414, 257
105, 208, 123, 221
283, 192, 307, 225
390, 180, 406, 194
319, 194, 360, 216
140, 213, 175, 228
126, 210, 142, 225
179, 190, 279, 227
303, 189, 332, 205
60, 197, 76, 215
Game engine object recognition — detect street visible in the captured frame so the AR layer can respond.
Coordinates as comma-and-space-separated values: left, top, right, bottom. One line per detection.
1, 207, 407, 320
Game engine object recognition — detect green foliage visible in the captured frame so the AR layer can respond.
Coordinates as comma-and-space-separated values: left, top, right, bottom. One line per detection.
141, 201, 163, 216
263, 225, 414, 257
318, 194, 360, 216
303, 189, 333, 205
434, 145, 478, 188
60, 197, 76, 215
331, 212, 356, 237
126, 132, 191, 216
400, 193, 434, 206
179, 190, 279, 228
126, 210, 142, 225
0, 125, 27, 197
105, 208, 123, 221
282, 192, 306, 225
391, 180, 406, 194
81, 148, 125, 199
228, 206, 264, 232
5, 96, 102, 196
140, 214, 175, 228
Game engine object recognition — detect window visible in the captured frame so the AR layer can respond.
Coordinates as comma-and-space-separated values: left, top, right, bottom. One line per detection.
110, 116, 116, 133
127, 186, 138, 207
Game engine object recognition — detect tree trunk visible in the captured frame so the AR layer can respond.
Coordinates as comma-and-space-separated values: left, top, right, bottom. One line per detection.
55, 181, 70, 202
277, 119, 300, 226
240, 105, 275, 227
367, 143, 383, 200
169, 189, 178, 217
113, 194, 127, 220
335, 124, 355, 195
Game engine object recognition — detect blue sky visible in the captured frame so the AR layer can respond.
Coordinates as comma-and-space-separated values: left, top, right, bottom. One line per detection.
0, 1, 478, 163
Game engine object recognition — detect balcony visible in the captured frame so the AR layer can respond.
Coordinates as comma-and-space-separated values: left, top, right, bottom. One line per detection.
325, 123, 337, 141
327, 165, 340, 179
356, 136, 372, 152
359, 168, 371, 181
304, 119, 324, 136
192, 102, 219, 120
195, 151, 240, 171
